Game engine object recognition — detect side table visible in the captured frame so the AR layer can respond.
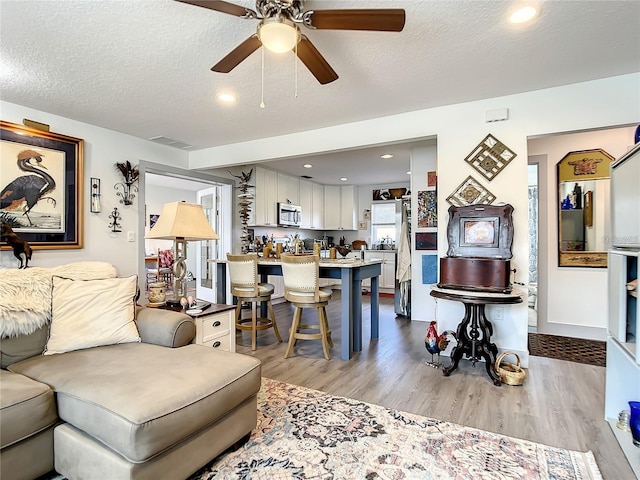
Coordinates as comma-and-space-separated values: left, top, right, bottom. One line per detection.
430, 286, 523, 386
145, 303, 236, 352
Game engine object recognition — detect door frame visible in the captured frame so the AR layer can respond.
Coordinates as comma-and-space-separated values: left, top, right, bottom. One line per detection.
137, 161, 233, 299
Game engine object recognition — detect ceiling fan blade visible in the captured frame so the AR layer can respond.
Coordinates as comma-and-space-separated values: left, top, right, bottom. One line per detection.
212, 35, 262, 73
296, 36, 338, 85
175, 0, 256, 18
305, 9, 406, 32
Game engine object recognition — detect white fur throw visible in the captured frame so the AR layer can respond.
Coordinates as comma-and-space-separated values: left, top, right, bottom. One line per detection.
0, 262, 118, 338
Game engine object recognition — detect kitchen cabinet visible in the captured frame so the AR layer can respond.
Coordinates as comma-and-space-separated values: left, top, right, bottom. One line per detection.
277, 172, 299, 205
300, 180, 324, 230
312, 182, 325, 230
364, 251, 396, 291
269, 275, 285, 300
324, 185, 357, 230
250, 167, 278, 226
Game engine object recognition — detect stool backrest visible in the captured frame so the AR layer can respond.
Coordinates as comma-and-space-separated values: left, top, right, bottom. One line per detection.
281, 254, 320, 303
227, 253, 259, 297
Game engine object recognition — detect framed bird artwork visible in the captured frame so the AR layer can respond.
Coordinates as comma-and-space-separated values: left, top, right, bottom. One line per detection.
0, 120, 84, 249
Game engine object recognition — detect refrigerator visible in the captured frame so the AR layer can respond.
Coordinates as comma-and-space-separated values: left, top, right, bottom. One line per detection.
395, 198, 411, 316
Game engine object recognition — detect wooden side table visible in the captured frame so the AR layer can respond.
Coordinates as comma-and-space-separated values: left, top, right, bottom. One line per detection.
144, 303, 236, 352
189, 304, 236, 352
430, 286, 523, 386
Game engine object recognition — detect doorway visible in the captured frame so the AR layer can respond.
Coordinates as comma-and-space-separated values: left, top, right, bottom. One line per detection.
138, 161, 233, 304
527, 163, 539, 331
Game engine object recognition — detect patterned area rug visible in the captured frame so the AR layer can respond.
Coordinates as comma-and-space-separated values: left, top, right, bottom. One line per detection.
528, 333, 606, 367
190, 378, 602, 480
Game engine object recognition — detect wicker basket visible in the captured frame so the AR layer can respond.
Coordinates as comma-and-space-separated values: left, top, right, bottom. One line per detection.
495, 352, 526, 386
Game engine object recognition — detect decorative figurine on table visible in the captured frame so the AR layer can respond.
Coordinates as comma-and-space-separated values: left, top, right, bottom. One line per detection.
1, 222, 32, 269
425, 321, 455, 368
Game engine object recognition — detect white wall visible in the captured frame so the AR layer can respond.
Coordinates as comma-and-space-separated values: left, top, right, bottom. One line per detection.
410, 145, 438, 324
0, 101, 189, 276
189, 73, 640, 364
529, 126, 636, 338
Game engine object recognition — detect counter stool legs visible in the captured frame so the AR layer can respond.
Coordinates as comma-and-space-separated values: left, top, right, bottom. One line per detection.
285, 303, 332, 360
235, 297, 282, 351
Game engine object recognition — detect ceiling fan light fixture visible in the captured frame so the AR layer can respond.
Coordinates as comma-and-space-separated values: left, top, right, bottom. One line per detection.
258, 17, 300, 53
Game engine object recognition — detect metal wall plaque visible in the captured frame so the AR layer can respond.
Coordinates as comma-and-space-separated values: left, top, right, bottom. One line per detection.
446, 175, 496, 207
464, 134, 516, 181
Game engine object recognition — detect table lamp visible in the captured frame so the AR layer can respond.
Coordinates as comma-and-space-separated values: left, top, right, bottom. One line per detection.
145, 201, 219, 306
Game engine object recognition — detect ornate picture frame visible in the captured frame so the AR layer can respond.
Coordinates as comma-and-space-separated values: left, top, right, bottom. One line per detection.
1, 120, 84, 249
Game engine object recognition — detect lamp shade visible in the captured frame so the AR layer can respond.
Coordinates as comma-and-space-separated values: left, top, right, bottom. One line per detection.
145, 201, 219, 241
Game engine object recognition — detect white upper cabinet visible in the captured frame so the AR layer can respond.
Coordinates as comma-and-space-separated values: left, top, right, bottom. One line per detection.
340, 185, 357, 230
324, 186, 342, 230
324, 185, 357, 230
277, 172, 299, 206
312, 182, 325, 230
249, 166, 355, 230
300, 179, 325, 230
250, 167, 278, 226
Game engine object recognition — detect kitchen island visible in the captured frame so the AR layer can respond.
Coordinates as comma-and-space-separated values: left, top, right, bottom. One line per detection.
212, 257, 382, 360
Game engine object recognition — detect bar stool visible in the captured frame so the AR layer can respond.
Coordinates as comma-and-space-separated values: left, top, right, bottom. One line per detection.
281, 254, 333, 360
227, 253, 282, 350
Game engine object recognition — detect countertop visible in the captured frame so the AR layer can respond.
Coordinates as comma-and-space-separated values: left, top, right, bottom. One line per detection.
210, 257, 383, 268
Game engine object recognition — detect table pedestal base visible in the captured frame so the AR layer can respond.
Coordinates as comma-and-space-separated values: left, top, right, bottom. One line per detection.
442, 303, 502, 386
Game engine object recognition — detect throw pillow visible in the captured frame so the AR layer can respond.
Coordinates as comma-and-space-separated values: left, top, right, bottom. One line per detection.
44, 275, 140, 355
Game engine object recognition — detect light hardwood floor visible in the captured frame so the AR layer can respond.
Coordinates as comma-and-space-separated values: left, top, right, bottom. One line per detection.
234, 290, 635, 480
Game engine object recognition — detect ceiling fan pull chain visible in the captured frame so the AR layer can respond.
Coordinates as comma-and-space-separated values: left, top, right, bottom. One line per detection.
260, 46, 266, 109
294, 42, 298, 99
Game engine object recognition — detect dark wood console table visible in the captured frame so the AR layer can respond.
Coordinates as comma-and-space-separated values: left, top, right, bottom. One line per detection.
430, 286, 523, 386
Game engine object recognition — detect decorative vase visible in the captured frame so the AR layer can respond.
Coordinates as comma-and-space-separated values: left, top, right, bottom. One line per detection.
629, 401, 640, 447
148, 282, 167, 305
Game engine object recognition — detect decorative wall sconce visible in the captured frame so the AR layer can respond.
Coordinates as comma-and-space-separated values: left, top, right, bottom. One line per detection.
114, 161, 139, 205
109, 207, 122, 232
90, 177, 101, 213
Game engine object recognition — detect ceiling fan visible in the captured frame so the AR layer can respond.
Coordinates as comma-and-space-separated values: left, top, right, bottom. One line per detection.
175, 0, 406, 84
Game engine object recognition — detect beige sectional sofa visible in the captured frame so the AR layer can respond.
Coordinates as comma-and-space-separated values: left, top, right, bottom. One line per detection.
0, 263, 261, 480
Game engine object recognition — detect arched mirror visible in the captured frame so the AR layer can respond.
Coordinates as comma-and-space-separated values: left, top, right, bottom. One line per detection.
557, 148, 614, 267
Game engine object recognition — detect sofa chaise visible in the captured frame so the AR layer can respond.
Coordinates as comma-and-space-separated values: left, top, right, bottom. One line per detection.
0, 262, 261, 480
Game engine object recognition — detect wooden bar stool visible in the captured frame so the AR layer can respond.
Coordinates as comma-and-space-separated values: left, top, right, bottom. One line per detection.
281, 254, 333, 360
227, 253, 282, 350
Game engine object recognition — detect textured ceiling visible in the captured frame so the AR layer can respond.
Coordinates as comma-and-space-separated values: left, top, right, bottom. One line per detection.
1, 0, 639, 185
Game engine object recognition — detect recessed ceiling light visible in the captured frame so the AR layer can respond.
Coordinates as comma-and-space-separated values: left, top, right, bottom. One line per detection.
340, 177, 348, 182
406, 171, 411, 175
509, 5, 539, 24
217, 93, 236, 103
303, 164, 312, 168
380, 154, 394, 159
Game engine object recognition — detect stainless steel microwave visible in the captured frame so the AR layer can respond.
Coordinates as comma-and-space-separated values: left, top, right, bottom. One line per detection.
277, 203, 302, 227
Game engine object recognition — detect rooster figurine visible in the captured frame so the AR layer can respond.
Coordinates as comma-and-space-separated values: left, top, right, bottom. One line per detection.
424, 321, 455, 368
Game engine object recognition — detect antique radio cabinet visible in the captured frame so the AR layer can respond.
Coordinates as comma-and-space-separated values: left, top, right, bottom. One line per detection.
438, 204, 514, 293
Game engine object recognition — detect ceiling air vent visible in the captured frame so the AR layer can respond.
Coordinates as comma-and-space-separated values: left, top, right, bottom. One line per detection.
148, 136, 195, 150
300, 175, 313, 179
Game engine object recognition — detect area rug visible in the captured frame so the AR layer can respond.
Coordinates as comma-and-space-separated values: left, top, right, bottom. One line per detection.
190, 378, 602, 480
528, 333, 606, 367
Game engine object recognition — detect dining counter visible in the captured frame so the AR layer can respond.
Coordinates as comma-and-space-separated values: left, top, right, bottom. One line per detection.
211, 257, 382, 360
